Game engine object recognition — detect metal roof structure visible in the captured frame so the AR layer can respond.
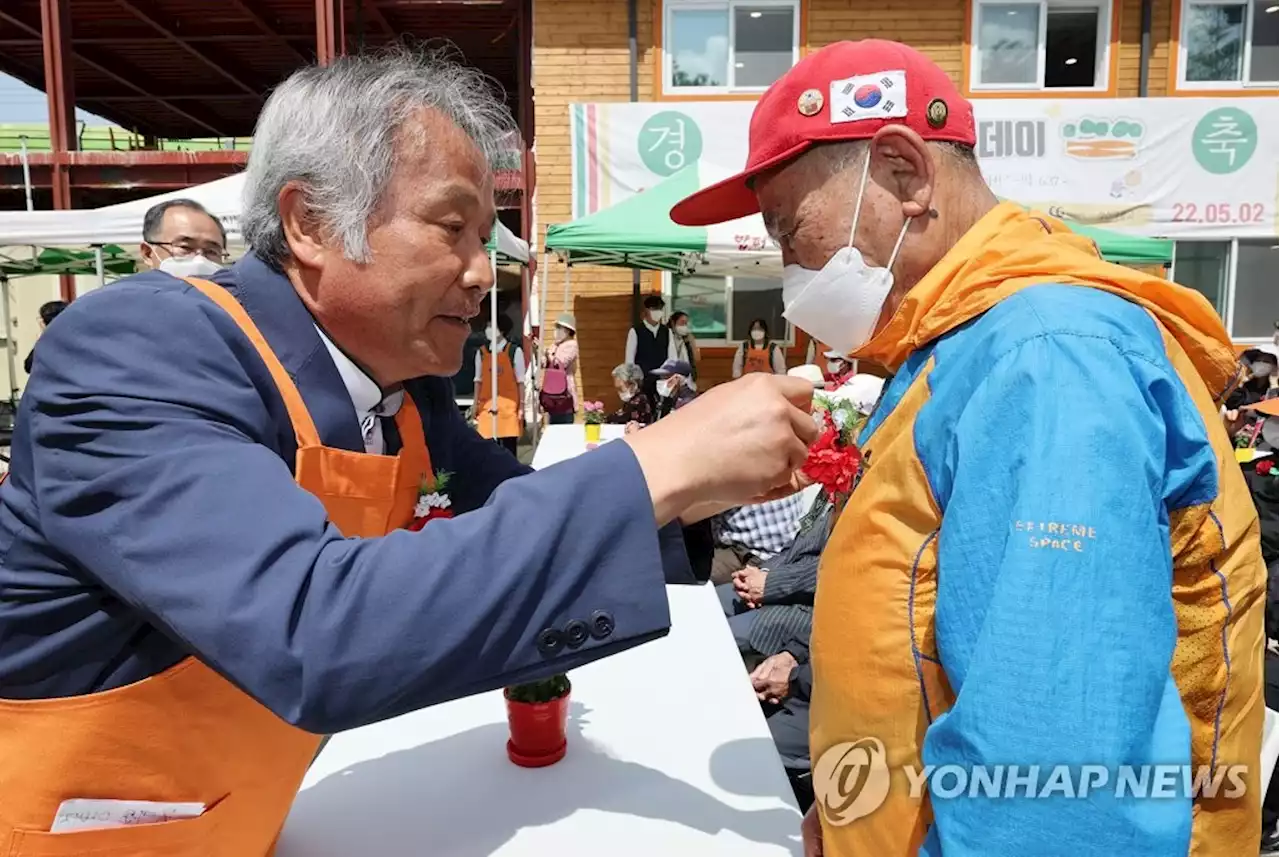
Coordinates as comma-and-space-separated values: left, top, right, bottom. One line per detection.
0, 0, 533, 299
0, 0, 522, 139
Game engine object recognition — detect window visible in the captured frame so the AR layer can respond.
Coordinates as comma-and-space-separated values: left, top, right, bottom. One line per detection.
669, 273, 792, 344
970, 0, 1112, 91
1233, 239, 1279, 337
663, 0, 800, 95
1172, 240, 1232, 315
1179, 0, 1278, 87
1171, 238, 1279, 339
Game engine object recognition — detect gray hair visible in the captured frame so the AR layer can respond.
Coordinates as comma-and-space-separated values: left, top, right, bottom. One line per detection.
612, 363, 644, 384
241, 45, 516, 268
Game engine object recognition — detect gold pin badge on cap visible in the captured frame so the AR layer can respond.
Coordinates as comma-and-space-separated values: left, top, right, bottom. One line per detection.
797, 89, 824, 116
926, 98, 948, 128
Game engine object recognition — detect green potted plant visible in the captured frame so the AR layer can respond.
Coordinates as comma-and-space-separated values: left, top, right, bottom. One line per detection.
582, 401, 604, 443
504, 673, 571, 767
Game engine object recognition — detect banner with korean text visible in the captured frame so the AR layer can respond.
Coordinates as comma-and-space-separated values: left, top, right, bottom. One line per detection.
568, 98, 1278, 239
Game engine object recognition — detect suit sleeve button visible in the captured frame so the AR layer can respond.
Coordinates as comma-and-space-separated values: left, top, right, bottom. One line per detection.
536, 628, 564, 654
564, 619, 589, 648
589, 610, 615, 640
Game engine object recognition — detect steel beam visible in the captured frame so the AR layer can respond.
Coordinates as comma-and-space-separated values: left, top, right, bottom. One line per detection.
75, 94, 265, 102
315, 0, 346, 64
223, 0, 310, 65
39, 0, 77, 300
362, 1, 397, 37
0, 153, 523, 193
0, 9, 228, 136
0, 35, 318, 46
110, 0, 260, 95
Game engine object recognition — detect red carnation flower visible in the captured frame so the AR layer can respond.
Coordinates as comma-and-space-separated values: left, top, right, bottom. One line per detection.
801, 412, 862, 501
405, 508, 454, 531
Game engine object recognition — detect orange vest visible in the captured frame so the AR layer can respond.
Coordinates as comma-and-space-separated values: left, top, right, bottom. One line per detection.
476, 343, 520, 439
0, 277, 433, 856
742, 344, 774, 374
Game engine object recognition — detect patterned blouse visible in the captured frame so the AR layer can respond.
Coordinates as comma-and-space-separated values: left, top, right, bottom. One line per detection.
606, 392, 654, 426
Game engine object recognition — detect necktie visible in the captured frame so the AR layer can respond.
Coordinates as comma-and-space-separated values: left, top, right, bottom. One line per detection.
360, 389, 405, 455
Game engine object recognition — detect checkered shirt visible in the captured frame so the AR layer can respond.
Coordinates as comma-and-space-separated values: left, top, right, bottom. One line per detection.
712, 491, 810, 560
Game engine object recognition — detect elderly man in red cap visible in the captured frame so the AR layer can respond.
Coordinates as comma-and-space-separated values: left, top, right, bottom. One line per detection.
673, 40, 1265, 857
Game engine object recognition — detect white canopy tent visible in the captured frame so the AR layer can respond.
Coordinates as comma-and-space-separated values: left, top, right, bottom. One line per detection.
0, 172, 532, 265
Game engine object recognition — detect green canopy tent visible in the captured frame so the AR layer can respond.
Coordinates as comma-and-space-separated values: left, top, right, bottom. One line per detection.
0, 245, 137, 280
1059, 221, 1173, 266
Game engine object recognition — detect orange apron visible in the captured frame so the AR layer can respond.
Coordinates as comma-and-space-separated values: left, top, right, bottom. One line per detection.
476, 344, 520, 439
0, 277, 433, 856
742, 344, 773, 374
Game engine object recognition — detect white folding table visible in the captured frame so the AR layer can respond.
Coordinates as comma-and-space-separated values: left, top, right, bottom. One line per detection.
276, 422, 803, 855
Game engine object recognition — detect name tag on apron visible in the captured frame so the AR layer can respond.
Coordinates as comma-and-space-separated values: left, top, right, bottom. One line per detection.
51, 798, 206, 832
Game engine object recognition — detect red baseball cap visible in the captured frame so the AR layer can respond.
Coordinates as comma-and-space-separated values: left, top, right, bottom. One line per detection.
670, 40, 976, 227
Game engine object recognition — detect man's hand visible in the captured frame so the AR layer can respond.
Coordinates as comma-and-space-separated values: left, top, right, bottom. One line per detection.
749, 651, 797, 704
733, 565, 767, 607
801, 804, 823, 856
624, 374, 818, 526
624, 420, 642, 435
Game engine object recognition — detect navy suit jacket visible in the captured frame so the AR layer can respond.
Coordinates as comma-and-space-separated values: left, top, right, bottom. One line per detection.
0, 253, 686, 733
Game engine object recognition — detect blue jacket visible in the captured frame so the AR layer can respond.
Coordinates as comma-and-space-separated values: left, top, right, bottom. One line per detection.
0, 253, 687, 733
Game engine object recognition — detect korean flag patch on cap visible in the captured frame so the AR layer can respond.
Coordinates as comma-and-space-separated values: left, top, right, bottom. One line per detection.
830, 70, 907, 124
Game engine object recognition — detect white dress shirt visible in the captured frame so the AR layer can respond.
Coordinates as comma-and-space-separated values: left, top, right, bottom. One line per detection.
315, 326, 403, 455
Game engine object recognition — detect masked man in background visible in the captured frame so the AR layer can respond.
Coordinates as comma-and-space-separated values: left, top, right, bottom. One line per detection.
673, 39, 1265, 857
139, 198, 229, 276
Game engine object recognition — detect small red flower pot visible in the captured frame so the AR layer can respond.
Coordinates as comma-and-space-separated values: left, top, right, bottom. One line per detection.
504, 690, 569, 768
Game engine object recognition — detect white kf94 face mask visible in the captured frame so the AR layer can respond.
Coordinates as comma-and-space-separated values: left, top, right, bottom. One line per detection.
159, 254, 224, 278
781, 155, 913, 356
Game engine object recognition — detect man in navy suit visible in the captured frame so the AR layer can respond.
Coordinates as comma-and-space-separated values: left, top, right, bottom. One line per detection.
0, 48, 817, 846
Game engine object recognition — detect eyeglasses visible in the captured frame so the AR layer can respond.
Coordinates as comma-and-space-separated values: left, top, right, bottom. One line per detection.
149, 241, 229, 263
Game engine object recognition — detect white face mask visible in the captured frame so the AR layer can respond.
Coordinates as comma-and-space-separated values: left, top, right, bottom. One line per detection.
674, 324, 690, 337
619, 387, 635, 402
158, 254, 224, 278
656, 379, 673, 397
487, 327, 500, 344
554, 328, 569, 343
648, 310, 664, 324
1251, 360, 1274, 378
781, 155, 913, 356
750, 330, 765, 343
826, 360, 845, 374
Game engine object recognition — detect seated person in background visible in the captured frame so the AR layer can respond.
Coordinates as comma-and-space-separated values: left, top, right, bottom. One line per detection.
1224, 339, 1277, 441
605, 362, 654, 428
717, 373, 884, 657
751, 632, 815, 812
709, 490, 808, 585
652, 359, 697, 419
718, 487, 828, 661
